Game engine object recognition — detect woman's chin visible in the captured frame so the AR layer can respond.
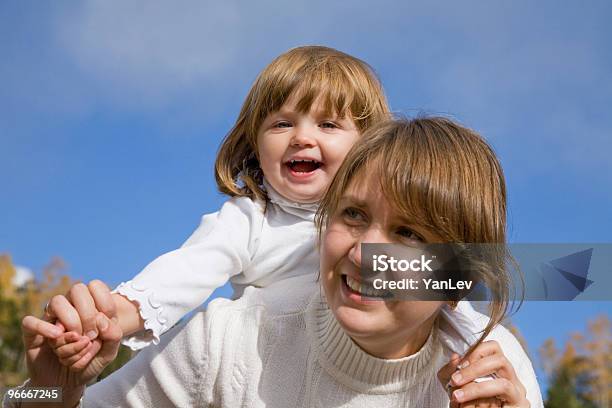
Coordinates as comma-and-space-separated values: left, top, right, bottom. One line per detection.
332, 304, 387, 339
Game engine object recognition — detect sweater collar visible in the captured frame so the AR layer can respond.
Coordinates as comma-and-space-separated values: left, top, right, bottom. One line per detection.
263, 178, 319, 220
306, 292, 441, 394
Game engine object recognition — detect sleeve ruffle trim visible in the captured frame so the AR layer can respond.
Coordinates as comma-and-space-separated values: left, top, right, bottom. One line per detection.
113, 280, 169, 351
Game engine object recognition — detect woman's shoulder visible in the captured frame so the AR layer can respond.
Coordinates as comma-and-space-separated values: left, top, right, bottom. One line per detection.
484, 322, 527, 358
485, 321, 544, 407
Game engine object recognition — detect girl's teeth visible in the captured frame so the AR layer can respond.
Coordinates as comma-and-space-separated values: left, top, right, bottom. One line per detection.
288, 159, 321, 173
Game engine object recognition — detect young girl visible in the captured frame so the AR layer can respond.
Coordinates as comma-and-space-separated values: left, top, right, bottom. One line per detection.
45, 45, 391, 355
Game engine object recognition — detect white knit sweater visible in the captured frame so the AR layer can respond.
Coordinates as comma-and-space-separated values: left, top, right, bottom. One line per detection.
78, 275, 543, 407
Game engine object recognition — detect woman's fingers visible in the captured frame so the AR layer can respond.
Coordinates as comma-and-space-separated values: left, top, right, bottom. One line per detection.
94, 312, 123, 365
437, 353, 462, 408
452, 377, 526, 406
448, 340, 529, 407
458, 397, 503, 408
438, 353, 461, 384
463, 340, 502, 363
450, 354, 517, 388
47, 294, 83, 334
88, 280, 117, 321
67, 283, 100, 340
453, 340, 526, 398
22, 315, 63, 348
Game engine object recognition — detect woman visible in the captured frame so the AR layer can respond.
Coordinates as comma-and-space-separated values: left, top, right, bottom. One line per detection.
13, 117, 543, 407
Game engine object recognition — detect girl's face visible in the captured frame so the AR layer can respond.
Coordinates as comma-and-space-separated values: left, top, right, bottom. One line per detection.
257, 93, 360, 203
320, 175, 444, 359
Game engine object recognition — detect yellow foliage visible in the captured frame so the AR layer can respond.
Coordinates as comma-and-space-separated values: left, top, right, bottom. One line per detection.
0, 255, 17, 299
0, 254, 76, 387
0, 254, 134, 389
540, 314, 612, 407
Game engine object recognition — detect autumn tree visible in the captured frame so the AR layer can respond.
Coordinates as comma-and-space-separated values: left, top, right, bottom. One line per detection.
540, 315, 612, 408
569, 316, 612, 408
0, 254, 133, 388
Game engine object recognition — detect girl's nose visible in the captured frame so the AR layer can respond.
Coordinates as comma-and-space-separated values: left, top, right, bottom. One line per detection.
290, 126, 317, 148
348, 227, 390, 268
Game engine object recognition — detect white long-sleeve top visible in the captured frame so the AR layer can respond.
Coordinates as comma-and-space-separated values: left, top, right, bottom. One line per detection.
78, 275, 544, 407
115, 180, 320, 349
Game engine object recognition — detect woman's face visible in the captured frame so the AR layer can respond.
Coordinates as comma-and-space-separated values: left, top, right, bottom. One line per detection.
320, 175, 444, 359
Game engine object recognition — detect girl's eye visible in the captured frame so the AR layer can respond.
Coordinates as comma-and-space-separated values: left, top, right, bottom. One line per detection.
274, 121, 292, 128
396, 227, 423, 242
321, 121, 338, 129
341, 207, 365, 223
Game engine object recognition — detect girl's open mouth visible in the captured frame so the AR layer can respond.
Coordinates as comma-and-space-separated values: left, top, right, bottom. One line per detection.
286, 159, 322, 174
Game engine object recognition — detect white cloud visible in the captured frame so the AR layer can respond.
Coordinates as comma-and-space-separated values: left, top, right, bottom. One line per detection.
54, 1, 242, 107
13, 265, 34, 287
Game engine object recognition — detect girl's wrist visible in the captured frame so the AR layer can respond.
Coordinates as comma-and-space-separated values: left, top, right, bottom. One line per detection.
111, 293, 145, 336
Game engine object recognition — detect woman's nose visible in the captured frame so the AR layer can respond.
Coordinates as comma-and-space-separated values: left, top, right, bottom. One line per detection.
348, 228, 390, 268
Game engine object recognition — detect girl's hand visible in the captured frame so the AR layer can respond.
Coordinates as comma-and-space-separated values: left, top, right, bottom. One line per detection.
438, 341, 530, 408
47, 328, 100, 369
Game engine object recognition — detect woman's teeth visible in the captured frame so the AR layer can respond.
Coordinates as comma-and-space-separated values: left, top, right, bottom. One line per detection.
345, 275, 387, 298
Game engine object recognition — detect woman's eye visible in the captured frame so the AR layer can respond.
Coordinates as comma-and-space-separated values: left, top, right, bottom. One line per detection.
342, 207, 365, 223
397, 227, 423, 242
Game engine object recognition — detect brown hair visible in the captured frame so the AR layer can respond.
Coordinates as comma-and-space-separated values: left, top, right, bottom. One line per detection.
316, 117, 518, 354
215, 45, 390, 201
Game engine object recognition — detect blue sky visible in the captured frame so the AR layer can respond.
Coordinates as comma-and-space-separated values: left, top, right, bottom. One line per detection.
1, 0, 611, 393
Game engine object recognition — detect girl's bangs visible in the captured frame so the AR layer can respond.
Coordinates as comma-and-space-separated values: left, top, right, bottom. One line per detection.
256, 62, 379, 129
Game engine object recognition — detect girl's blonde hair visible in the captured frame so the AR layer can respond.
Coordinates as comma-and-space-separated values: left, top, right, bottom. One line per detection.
215, 45, 390, 201
316, 117, 518, 355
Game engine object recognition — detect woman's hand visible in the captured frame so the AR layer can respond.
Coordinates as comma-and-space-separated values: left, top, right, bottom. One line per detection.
21, 281, 122, 407
438, 341, 530, 408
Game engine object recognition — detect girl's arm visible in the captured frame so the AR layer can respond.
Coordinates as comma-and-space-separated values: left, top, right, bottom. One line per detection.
112, 292, 145, 336
115, 196, 264, 350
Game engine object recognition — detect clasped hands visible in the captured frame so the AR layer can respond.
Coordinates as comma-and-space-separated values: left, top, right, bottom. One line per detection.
21, 281, 122, 407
